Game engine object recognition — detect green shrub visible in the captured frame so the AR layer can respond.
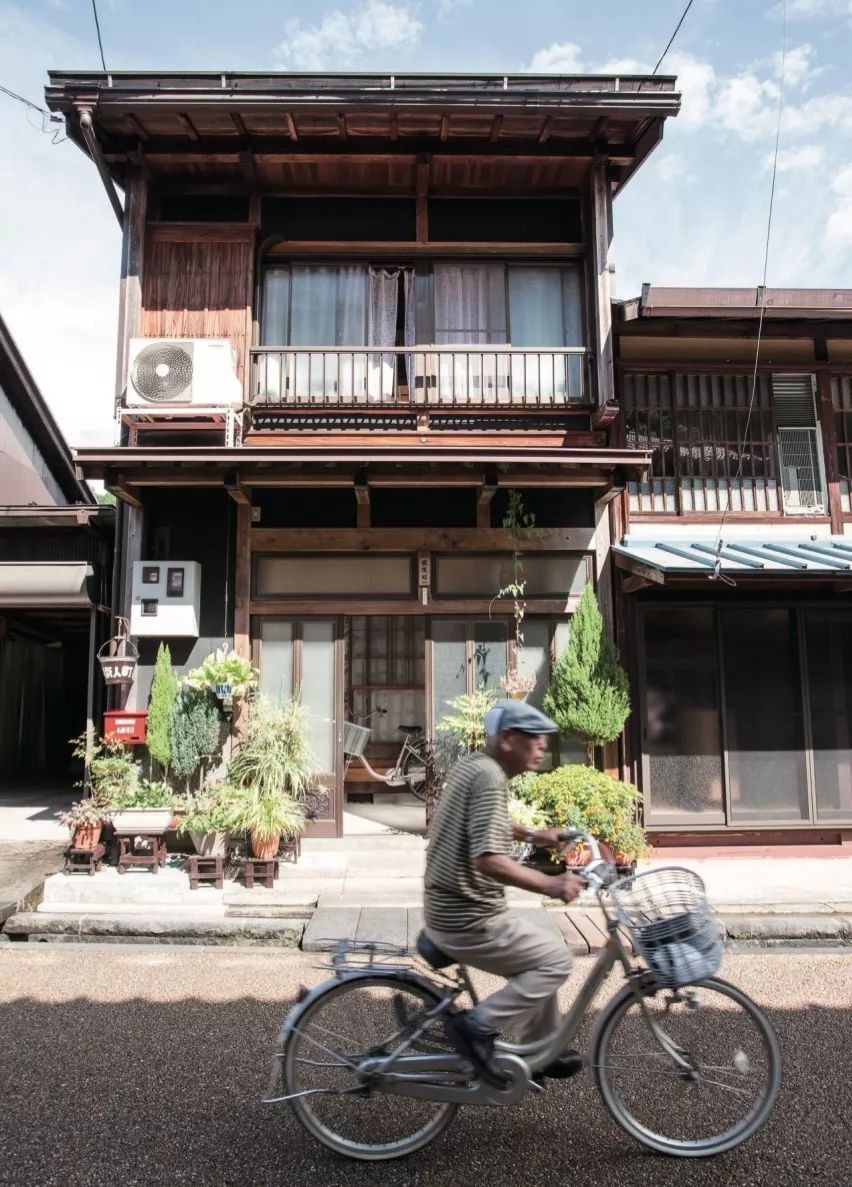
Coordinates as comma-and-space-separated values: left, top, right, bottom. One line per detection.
147, 643, 180, 770
543, 582, 630, 758
112, 779, 177, 811
436, 687, 499, 760
70, 732, 137, 807
511, 764, 648, 862
507, 795, 547, 832
170, 687, 220, 783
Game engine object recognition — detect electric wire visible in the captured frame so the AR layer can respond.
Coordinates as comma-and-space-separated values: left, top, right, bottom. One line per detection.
0, 82, 67, 143
653, 0, 696, 75
710, 0, 788, 582
91, 0, 108, 72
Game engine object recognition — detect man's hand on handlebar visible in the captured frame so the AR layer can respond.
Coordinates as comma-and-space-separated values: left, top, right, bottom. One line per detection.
546, 870, 586, 904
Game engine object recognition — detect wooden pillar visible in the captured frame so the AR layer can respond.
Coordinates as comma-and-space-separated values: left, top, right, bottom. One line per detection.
817, 370, 843, 535
233, 502, 252, 737
590, 162, 615, 410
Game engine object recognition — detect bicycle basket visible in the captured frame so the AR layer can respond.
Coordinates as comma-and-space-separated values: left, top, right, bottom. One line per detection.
342, 721, 371, 757
608, 867, 723, 989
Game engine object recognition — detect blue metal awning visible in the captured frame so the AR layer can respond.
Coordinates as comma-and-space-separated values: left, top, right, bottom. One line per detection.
614, 536, 852, 582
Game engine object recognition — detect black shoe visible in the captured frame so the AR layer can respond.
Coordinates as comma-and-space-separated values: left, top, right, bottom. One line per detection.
444, 1010, 510, 1089
533, 1049, 584, 1084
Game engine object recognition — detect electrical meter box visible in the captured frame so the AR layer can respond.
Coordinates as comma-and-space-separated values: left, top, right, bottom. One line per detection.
130, 561, 201, 637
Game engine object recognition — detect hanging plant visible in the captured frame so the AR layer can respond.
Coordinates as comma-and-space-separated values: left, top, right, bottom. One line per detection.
184, 648, 258, 701
492, 490, 537, 698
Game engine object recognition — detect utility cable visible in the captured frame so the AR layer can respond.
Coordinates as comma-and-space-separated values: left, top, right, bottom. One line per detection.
91, 0, 108, 71
0, 82, 67, 143
710, 0, 788, 583
653, 0, 696, 75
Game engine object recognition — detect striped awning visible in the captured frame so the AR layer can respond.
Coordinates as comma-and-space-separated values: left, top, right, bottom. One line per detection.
614, 536, 852, 581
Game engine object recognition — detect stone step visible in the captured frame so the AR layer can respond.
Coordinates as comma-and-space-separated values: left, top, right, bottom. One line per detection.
283, 853, 426, 878
5, 910, 307, 946
40, 867, 214, 908
301, 834, 426, 853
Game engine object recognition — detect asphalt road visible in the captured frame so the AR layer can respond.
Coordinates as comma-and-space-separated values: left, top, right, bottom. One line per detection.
0, 944, 849, 1187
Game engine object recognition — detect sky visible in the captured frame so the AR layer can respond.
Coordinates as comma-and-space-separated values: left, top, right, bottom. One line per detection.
1, 0, 851, 449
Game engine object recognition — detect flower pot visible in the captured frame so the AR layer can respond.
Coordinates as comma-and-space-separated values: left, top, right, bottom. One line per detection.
250, 831, 280, 860
190, 830, 229, 857
112, 808, 173, 835
72, 823, 102, 849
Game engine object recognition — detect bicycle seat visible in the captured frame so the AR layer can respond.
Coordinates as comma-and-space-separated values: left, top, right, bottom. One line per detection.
416, 931, 455, 970
398, 724, 423, 736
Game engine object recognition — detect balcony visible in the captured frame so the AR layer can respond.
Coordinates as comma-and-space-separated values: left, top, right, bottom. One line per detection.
249, 346, 588, 410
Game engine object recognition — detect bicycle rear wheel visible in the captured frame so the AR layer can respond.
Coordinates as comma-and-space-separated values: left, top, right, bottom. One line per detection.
593, 976, 780, 1157
402, 747, 427, 801
284, 975, 458, 1160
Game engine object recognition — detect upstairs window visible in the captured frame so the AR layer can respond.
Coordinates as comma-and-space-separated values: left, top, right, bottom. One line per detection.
624, 371, 827, 517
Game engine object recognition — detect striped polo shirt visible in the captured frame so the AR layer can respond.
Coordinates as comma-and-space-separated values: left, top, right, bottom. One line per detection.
424, 751, 512, 933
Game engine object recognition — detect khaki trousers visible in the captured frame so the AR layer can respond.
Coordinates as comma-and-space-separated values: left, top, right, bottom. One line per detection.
425, 910, 574, 1043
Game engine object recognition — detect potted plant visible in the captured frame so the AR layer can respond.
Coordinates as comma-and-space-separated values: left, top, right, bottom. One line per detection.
176, 787, 238, 856
184, 648, 258, 710
57, 798, 109, 850
509, 763, 650, 870
492, 490, 537, 700
110, 779, 177, 835
70, 732, 137, 808
227, 696, 314, 859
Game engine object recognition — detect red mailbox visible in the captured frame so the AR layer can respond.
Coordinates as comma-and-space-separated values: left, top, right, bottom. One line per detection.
103, 710, 148, 745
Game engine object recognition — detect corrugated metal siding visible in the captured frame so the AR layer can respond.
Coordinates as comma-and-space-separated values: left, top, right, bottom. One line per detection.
0, 532, 103, 562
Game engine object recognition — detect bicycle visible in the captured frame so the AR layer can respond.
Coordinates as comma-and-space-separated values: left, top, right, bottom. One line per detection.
265, 830, 781, 1162
342, 708, 427, 800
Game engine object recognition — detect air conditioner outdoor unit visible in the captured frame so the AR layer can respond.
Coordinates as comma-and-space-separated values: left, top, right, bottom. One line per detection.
125, 338, 243, 408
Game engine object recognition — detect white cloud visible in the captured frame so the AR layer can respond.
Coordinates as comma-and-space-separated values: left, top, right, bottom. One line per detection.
779, 0, 852, 18
274, 0, 422, 69
595, 57, 647, 74
765, 143, 825, 171
528, 41, 584, 73
825, 165, 852, 249
437, 0, 472, 20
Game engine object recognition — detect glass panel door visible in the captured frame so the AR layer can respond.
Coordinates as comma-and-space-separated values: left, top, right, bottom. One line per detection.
257, 619, 342, 836
804, 609, 852, 822
722, 608, 809, 823
642, 607, 726, 825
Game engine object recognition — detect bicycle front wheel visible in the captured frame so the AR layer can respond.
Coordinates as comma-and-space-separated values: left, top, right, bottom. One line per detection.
284, 975, 458, 1161
593, 976, 780, 1158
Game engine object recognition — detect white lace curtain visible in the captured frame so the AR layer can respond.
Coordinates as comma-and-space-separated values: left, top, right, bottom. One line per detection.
368, 267, 415, 401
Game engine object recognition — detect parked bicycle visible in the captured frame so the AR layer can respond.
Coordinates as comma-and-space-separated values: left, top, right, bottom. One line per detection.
266, 831, 781, 1162
342, 707, 427, 800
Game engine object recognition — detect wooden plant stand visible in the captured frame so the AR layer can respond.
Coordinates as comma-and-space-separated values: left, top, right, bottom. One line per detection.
116, 833, 168, 874
63, 843, 106, 876
241, 857, 279, 889
185, 854, 225, 890
280, 836, 301, 863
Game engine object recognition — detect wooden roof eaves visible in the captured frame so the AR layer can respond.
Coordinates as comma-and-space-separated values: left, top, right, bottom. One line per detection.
0, 314, 95, 506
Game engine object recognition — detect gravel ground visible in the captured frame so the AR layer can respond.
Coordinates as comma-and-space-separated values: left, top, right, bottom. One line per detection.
0, 944, 849, 1187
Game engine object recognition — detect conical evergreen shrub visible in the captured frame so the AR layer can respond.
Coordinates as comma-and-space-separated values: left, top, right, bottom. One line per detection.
147, 642, 179, 771
543, 583, 630, 760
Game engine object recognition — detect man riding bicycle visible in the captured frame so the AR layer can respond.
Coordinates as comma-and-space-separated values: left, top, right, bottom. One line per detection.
424, 698, 585, 1087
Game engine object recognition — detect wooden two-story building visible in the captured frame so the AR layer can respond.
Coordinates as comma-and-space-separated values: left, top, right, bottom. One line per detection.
45, 70, 678, 836
613, 287, 852, 847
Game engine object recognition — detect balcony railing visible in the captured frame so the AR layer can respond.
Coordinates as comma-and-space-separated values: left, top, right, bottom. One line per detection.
249, 346, 588, 409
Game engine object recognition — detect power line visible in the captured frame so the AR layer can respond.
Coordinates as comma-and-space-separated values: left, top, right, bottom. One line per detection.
653, 0, 696, 75
91, 0, 107, 72
710, 0, 788, 581
0, 81, 67, 144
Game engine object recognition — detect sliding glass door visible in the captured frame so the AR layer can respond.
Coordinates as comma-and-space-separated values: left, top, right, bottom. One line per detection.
256, 618, 342, 836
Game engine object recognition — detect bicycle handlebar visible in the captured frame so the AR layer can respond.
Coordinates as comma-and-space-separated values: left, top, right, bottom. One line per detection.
556, 830, 619, 890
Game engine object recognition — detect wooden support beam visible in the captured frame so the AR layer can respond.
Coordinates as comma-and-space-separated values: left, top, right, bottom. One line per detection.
592, 401, 619, 429
239, 148, 258, 190
595, 483, 624, 506
225, 476, 251, 505
251, 526, 596, 552
354, 476, 371, 529
490, 115, 503, 142
285, 112, 299, 141
416, 156, 430, 244
476, 476, 498, 529
817, 370, 844, 535
177, 113, 200, 141
538, 115, 553, 144
590, 161, 615, 409
250, 596, 583, 617
439, 114, 449, 142
106, 478, 143, 509
231, 112, 248, 137
125, 114, 149, 142
389, 112, 399, 141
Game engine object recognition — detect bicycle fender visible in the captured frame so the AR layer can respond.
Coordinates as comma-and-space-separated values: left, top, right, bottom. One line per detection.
275, 969, 446, 1049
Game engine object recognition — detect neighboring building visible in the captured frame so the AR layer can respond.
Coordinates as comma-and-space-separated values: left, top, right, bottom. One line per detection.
0, 314, 114, 783
613, 286, 852, 846
45, 70, 678, 836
